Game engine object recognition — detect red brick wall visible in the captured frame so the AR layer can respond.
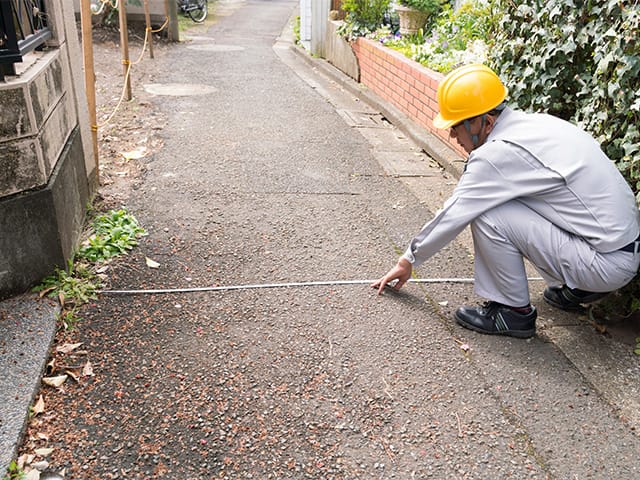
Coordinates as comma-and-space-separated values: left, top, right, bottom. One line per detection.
352, 38, 466, 157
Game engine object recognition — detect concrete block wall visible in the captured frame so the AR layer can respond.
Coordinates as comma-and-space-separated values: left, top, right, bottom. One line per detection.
0, 2, 95, 298
299, 0, 312, 50
311, 0, 331, 57
324, 20, 359, 81
351, 37, 466, 157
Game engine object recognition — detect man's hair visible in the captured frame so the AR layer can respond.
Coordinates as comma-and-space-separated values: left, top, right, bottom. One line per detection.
486, 102, 507, 117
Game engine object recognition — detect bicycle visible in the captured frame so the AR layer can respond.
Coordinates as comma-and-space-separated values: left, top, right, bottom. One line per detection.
177, 0, 208, 23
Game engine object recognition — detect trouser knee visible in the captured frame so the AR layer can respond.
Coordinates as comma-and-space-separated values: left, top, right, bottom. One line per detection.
470, 206, 510, 242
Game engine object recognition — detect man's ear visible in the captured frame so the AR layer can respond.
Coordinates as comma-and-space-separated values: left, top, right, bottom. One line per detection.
485, 114, 498, 134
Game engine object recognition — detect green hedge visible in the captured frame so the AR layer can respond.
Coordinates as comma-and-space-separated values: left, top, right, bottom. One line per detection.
489, 0, 639, 197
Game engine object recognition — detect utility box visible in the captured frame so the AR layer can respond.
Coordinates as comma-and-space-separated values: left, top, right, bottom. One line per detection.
299, 0, 331, 55
299, 0, 312, 50
311, 0, 331, 57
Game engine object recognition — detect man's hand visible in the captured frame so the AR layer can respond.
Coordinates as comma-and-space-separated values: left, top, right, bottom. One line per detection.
371, 258, 413, 295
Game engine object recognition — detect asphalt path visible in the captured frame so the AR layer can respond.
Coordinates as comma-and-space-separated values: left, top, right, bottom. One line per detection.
38, 1, 640, 478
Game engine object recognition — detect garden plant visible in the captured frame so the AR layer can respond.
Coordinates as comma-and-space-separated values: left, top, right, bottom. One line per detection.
338, 0, 391, 39
380, 0, 496, 73
398, 0, 442, 14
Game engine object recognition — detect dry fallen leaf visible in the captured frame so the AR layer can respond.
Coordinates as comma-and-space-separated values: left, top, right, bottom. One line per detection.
34, 447, 54, 457
36, 432, 49, 441
65, 369, 80, 382
121, 146, 147, 161
56, 343, 83, 354
82, 361, 94, 377
45, 358, 56, 375
593, 322, 607, 334
32, 395, 45, 415
57, 291, 65, 307
25, 469, 40, 480
145, 257, 161, 269
37, 286, 56, 298
17, 453, 30, 469
42, 375, 68, 388
30, 461, 49, 471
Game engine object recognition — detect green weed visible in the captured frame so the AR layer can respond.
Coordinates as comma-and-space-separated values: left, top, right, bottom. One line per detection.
77, 209, 146, 263
2, 461, 25, 480
293, 15, 301, 44
33, 260, 99, 305
33, 209, 145, 330
32, 260, 98, 330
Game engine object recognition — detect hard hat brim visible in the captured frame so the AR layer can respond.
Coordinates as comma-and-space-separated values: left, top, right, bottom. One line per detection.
433, 114, 456, 130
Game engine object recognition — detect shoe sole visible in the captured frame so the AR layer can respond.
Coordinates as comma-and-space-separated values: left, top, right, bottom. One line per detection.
454, 313, 536, 339
542, 294, 584, 312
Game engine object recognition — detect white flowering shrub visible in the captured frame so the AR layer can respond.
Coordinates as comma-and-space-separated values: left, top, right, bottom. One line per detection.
376, 0, 496, 74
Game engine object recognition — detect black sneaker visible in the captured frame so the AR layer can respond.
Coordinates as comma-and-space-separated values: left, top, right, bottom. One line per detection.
454, 302, 537, 338
543, 285, 608, 312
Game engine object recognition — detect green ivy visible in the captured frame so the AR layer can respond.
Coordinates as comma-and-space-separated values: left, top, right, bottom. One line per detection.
490, 0, 639, 185
489, 0, 640, 316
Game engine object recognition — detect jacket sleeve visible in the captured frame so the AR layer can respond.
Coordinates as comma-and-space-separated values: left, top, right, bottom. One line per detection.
401, 141, 562, 267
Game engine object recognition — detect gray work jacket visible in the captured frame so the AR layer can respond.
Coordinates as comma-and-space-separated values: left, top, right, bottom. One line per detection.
403, 107, 640, 267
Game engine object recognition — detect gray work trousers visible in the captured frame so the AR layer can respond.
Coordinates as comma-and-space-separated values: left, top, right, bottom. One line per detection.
471, 200, 640, 307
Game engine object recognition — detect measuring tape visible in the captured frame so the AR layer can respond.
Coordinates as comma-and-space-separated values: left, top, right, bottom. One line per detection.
100, 277, 544, 295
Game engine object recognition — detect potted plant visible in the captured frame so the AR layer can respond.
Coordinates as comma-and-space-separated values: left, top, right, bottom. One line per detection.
396, 0, 442, 35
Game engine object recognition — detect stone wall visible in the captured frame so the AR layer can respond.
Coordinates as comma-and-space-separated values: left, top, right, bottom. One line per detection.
0, 51, 73, 197
0, 3, 96, 298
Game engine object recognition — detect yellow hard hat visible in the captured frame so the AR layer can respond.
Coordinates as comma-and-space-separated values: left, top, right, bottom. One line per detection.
433, 64, 509, 129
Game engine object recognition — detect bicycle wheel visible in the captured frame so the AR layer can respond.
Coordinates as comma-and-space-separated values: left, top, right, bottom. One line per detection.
187, 0, 207, 23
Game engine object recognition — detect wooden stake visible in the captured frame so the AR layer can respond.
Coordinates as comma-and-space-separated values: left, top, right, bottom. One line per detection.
166, 0, 180, 42
118, 0, 132, 101
80, 0, 99, 177
143, 0, 154, 59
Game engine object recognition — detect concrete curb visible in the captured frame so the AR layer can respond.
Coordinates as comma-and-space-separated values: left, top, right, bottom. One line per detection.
0, 294, 59, 475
